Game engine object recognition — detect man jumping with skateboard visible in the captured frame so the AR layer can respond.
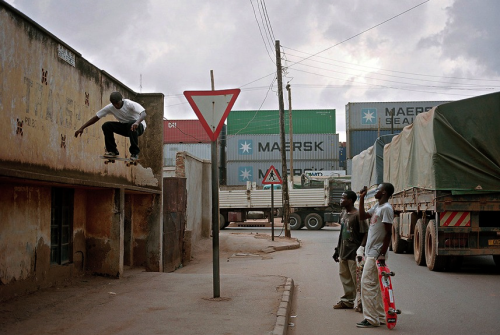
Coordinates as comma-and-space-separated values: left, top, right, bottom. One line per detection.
74, 92, 146, 161
356, 183, 394, 328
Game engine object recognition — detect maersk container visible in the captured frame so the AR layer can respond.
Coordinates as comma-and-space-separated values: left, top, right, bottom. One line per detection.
227, 109, 335, 135
226, 160, 340, 186
347, 130, 401, 159
345, 101, 450, 131
226, 134, 339, 162
164, 119, 225, 143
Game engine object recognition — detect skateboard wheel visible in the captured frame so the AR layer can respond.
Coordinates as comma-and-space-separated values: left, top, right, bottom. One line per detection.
396, 309, 401, 314
390, 271, 395, 276
104, 161, 109, 165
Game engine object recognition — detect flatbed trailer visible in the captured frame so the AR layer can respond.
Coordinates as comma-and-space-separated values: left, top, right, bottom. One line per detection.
391, 188, 500, 270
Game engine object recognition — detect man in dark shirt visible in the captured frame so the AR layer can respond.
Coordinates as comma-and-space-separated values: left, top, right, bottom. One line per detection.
333, 190, 368, 309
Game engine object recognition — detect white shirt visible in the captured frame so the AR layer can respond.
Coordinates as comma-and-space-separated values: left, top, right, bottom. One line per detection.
365, 202, 394, 258
96, 99, 147, 130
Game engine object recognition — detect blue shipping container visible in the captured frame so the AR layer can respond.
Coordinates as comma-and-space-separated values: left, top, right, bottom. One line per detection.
347, 130, 401, 159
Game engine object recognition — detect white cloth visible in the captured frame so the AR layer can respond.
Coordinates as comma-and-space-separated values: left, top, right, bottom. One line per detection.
96, 99, 147, 130
361, 257, 386, 326
365, 202, 393, 258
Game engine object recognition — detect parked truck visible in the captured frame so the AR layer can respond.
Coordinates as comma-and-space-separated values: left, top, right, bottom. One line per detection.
219, 175, 349, 230
352, 92, 500, 271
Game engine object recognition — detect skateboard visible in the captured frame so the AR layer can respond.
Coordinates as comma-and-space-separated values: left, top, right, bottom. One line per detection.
99, 156, 139, 166
376, 260, 401, 329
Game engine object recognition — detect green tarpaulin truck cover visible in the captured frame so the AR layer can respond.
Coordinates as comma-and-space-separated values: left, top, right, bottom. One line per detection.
384, 92, 500, 194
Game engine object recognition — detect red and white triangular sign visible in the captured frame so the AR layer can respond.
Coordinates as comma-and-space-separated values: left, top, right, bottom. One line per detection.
262, 165, 283, 185
183, 89, 241, 141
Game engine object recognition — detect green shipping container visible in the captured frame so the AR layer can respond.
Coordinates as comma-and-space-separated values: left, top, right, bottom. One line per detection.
227, 109, 336, 135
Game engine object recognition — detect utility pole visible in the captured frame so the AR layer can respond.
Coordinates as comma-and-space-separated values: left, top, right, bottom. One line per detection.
276, 40, 290, 238
210, 70, 220, 298
286, 83, 293, 185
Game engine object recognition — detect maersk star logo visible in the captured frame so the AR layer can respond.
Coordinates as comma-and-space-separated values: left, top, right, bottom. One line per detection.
238, 166, 253, 182
238, 139, 253, 155
361, 108, 377, 125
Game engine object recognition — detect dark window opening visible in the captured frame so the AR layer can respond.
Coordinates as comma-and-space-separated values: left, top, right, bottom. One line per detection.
51, 188, 74, 265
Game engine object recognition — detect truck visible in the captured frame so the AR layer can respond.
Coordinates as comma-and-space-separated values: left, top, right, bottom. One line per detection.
352, 92, 500, 271
219, 175, 350, 230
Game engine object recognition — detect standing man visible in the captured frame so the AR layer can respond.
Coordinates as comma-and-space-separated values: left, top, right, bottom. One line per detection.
75, 92, 146, 161
355, 183, 394, 328
333, 190, 368, 310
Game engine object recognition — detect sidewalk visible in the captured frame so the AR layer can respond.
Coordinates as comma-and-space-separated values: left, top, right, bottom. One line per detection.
0, 233, 300, 335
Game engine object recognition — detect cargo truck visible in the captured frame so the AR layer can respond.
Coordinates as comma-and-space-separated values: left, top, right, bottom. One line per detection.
219, 175, 349, 230
352, 92, 500, 271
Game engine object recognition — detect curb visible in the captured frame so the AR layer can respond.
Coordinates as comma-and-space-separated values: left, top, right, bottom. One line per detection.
272, 277, 294, 335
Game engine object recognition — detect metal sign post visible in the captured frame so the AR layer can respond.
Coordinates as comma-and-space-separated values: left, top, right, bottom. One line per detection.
262, 165, 283, 241
183, 85, 240, 298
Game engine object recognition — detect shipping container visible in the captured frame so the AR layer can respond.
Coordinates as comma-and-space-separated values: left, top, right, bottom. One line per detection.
226, 160, 340, 186
227, 109, 335, 135
164, 119, 222, 143
339, 147, 346, 168
348, 130, 400, 159
345, 101, 449, 131
163, 143, 213, 166
226, 134, 339, 162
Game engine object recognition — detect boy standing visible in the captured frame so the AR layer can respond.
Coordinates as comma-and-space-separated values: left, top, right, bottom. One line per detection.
333, 190, 368, 310
356, 183, 394, 328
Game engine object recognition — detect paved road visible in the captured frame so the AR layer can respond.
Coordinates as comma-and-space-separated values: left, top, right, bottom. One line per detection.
221, 226, 500, 335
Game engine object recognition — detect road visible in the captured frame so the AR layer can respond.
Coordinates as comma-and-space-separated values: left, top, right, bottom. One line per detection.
220, 226, 500, 335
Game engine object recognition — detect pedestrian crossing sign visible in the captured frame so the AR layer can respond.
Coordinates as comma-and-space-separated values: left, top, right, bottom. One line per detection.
262, 165, 283, 185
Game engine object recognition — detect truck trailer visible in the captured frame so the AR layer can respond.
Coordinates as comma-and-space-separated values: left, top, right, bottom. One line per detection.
353, 92, 500, 271
219, 175, 349, 230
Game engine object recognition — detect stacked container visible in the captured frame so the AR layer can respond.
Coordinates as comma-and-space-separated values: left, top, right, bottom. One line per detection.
345, 101, 450, 159
163, 120, 223, 166
226, 109, 338, 186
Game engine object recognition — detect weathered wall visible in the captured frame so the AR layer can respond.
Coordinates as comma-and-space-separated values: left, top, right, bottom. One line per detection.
0, 184, 81, 301
0, 5, 163, 189
163, 178, 187, 272
0, 2, 165, 300
175, 152, 212, 243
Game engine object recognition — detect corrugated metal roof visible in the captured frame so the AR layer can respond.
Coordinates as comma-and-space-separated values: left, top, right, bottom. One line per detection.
163, 120, 212, 143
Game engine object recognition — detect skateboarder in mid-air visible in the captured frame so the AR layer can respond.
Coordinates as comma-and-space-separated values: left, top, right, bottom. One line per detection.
74, 92, 147, 161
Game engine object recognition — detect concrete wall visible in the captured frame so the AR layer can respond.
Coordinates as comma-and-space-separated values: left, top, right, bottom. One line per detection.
175, 152, 212, 243
0, 3, 164, 301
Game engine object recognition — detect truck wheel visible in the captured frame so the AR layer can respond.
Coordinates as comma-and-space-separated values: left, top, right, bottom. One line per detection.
305, 213, 323, 230
289, 213, 302, 230
219, 213, 227, 230
392, 217, 407, 254
414, 219, 426, 266
425, 220, 446, 271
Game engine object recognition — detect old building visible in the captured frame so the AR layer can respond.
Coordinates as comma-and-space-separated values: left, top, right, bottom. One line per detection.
0, 2, 165, 301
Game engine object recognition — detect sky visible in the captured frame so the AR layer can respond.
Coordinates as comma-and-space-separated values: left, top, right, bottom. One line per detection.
5, 0, 500, 141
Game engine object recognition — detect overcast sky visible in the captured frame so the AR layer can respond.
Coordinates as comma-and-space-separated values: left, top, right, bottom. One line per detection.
6, 0, 500, 141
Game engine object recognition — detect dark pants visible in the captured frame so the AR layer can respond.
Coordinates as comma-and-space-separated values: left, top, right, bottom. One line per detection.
102, 121, 144, 155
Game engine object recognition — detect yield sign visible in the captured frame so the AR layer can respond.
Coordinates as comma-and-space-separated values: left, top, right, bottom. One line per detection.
183, 89, 241, 142
262, 165, 283, 185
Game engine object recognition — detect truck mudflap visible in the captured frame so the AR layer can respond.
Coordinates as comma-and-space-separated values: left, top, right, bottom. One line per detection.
437, 211, 500, 256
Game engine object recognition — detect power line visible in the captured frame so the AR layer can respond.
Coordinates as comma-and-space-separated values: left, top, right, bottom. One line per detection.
249, 0, 275, 64
283, 46, 500, 83
288, 0, 431, 68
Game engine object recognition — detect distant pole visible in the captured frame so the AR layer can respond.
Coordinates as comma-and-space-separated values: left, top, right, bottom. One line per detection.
210, 70, 220, 298
276, 40, 291, 238
286, 84, 293, 184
